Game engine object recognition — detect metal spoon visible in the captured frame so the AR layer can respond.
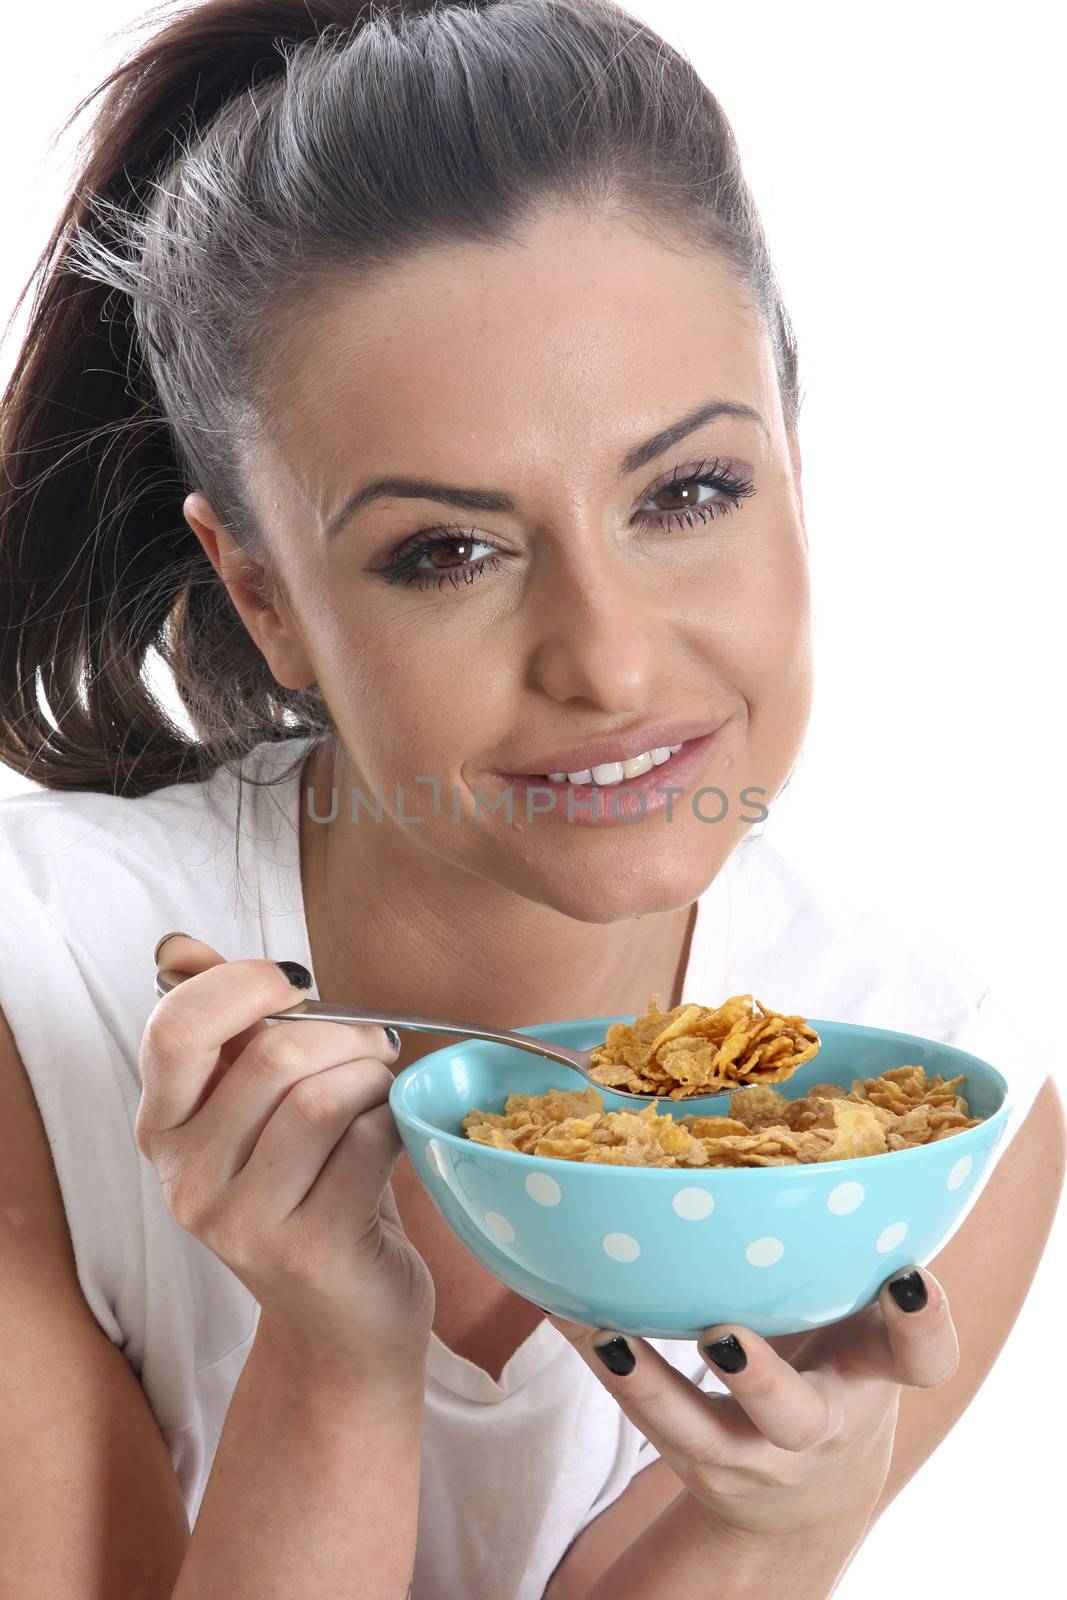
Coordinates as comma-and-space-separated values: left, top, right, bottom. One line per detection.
154, 967, 722, 1106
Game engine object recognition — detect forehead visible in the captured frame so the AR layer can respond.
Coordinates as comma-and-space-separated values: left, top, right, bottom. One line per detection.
257, 208, 778, 506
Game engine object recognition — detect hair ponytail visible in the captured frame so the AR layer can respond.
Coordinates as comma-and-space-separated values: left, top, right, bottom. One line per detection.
0, 0, 800, 799
0, 2, 400, 796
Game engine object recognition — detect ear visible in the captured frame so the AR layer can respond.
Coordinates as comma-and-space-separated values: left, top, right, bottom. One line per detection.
183, 491, 317, 691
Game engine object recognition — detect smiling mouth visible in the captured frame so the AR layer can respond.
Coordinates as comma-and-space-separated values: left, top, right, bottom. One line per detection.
504, 743, 689, 786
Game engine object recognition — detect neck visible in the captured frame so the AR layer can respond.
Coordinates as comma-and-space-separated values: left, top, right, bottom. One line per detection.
298, 740, 699, 1029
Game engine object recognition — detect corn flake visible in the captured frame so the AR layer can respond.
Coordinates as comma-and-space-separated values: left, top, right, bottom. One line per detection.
585, 993, 821, 1099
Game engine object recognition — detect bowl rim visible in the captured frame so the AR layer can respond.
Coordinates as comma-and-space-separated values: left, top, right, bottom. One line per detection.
389, 1013, 1014, 1179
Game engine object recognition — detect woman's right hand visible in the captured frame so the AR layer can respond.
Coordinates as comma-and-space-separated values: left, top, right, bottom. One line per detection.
137, 934, 436, 1388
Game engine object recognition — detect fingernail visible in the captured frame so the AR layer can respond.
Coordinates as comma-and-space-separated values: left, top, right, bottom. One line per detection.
888, 1269, 928, 1313
154, 931, 191, 966
276, 960, 313, 990
384, 1026, 402, 1053
702, 1334, 747, 1373
593, 1336, 635, 1376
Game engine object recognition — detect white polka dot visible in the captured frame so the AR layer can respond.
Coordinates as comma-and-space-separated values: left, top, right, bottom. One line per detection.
947, 1155, 973, 1190
672, 1187, 716, 1221
745, 1236, 785, 1267
525, 1172, 562, 1206
603, 1232, 641, 1262
827, 1181, 865, 1215
485, 1211, 515, 1243
425, 1139, 449, 1180
876, 1221, 908, 1253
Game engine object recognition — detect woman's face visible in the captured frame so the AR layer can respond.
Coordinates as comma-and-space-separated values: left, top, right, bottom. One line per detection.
203, 205, 813, 924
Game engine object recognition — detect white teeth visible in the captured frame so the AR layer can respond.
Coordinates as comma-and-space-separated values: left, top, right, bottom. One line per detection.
540, 745, 686, 782
621, 752, 654, 779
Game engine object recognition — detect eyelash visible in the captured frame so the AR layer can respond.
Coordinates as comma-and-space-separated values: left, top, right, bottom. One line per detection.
376, 456, 756, 591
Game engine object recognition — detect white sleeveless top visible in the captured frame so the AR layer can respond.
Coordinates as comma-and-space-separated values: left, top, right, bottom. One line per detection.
0, 737, 1041, 1600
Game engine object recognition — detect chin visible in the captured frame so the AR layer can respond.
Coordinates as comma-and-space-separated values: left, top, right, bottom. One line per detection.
496, 845, 721, 927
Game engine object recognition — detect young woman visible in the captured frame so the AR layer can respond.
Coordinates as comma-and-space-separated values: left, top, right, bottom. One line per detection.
0, 2, 1060, 1597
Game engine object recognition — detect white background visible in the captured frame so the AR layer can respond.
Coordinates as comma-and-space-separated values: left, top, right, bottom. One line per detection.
1, 2, 1063, 1594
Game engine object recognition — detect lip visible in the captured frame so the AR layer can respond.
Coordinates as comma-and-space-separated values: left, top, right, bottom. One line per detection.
483, 723, 729, 828
493, 715, 727, 779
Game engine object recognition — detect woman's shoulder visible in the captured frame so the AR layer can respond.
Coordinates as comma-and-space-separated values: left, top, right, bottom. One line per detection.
0, 736, 306, 909
0, 752, 235, 889
0, 753, 252, 1026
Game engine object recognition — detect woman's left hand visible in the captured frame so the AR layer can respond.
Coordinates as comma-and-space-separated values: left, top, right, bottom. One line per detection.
542, 1265, 958, 1546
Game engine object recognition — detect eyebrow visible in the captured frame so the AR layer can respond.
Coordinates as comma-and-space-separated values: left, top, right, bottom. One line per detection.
324, 397, 768, 541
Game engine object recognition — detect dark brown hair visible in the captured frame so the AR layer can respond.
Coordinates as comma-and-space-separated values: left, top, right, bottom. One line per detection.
0, 0, 801, 799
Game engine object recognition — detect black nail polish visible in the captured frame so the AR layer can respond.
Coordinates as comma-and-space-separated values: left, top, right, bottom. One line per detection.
384, 1026, 402, 1053
702, 1334, 747, 1373
888, 1270, 928, 1313
593, 1336, 635, 1376
276, 960, 313, 989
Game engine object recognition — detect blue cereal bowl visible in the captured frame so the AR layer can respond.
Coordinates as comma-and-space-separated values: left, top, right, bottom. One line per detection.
389, 1015, 1012, 1338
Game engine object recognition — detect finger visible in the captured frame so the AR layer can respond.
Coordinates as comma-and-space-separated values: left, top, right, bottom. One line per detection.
231, 1057, 398, 1221
152, 933, 264, 1076
694, 1320, 843, 1452
153, 931, 195, 968
543, 1312, 825, 1472
141, 956, 311, 1131
544, 1313, 744, 1474
877, 1267, 958, 1386
803, 1267, 959, 1392
297, 1096, 404, 1227
203, 1022, 400, 1179
142, 954, 394, 1134
378, 1174, 405, 1231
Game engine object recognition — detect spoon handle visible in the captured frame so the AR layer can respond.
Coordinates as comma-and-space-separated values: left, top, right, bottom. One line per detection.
153, 968, 582, 1069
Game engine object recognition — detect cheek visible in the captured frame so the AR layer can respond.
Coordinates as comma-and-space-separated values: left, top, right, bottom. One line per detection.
688, 526, 811, 683
748, 539, 814, 753
763, 539, 812, 676
738, 522, 811, 665
329, 630, 500, 772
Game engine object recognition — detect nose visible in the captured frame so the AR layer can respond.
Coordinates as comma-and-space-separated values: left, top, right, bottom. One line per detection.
525, 539, 656, 710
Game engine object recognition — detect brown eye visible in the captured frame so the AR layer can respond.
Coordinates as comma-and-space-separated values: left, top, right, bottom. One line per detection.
652, 479, 714, 514
377, 523, 502, 588
638, 461, 756, 531
427, 537, 479, 568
